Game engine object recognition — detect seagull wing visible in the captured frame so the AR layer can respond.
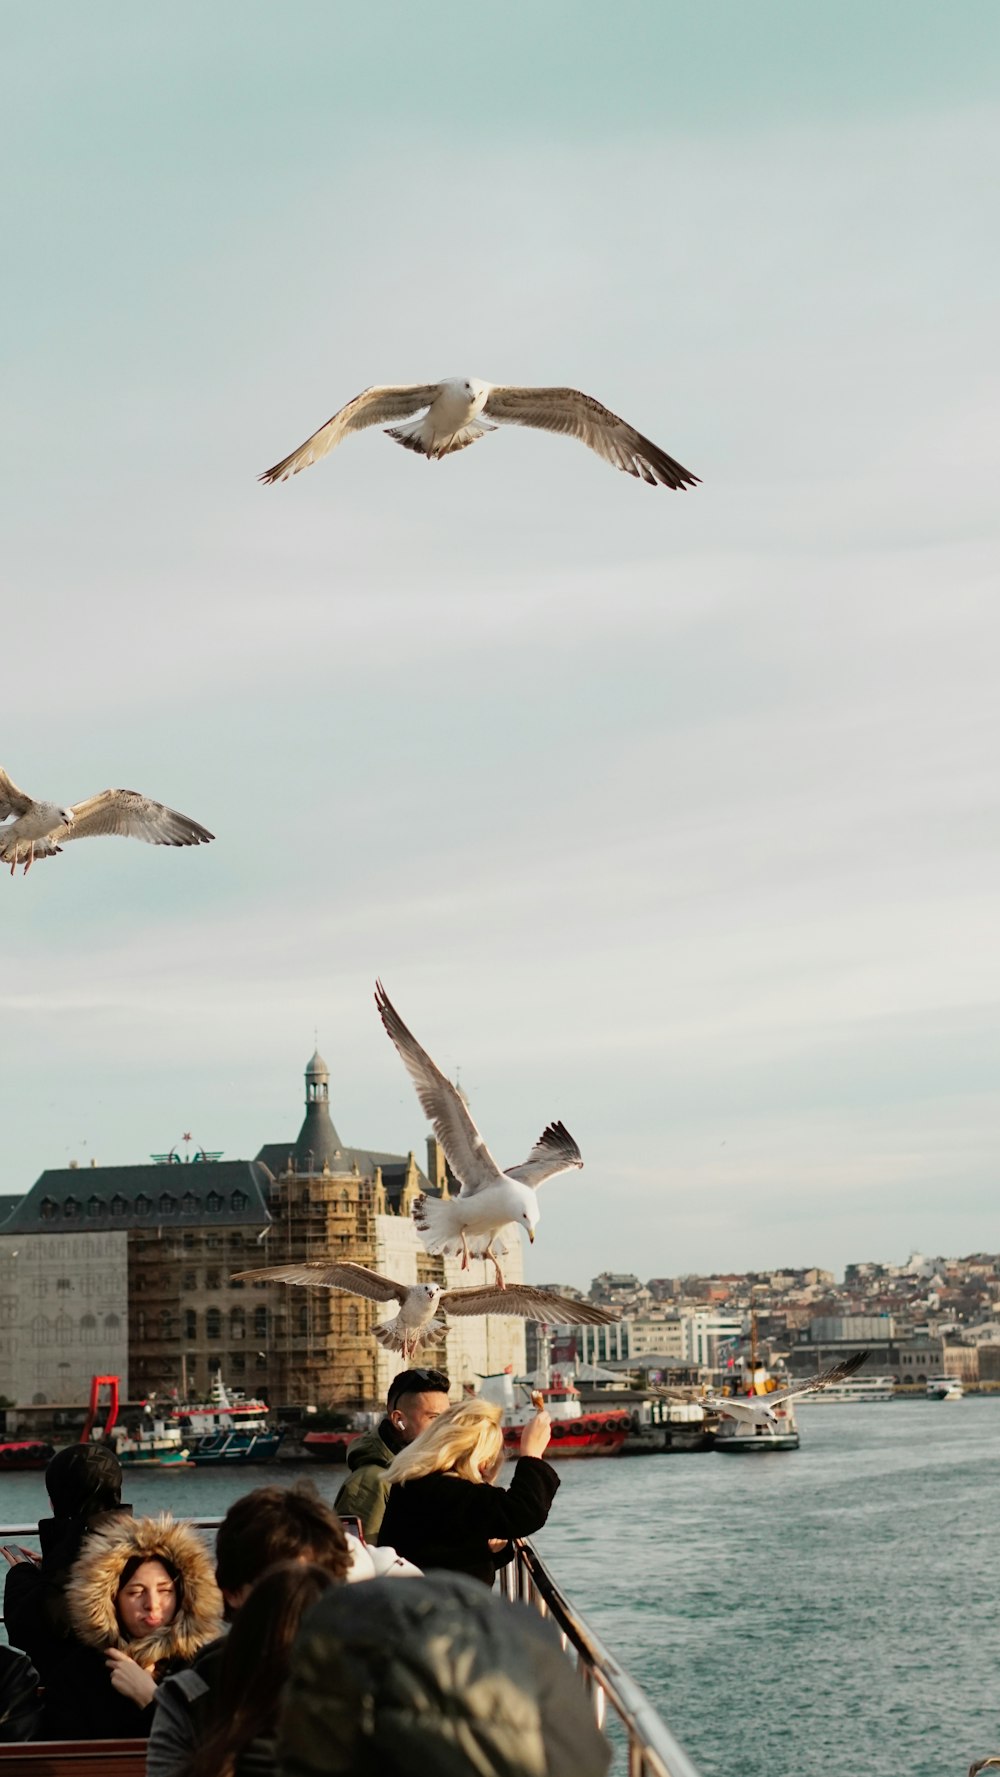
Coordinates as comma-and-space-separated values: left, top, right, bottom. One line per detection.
764, 1350, 870, 1407
260, 384, 442, 483
374, 980, 506, 1197
482, 386, 700, 489
0, 767, 34, 821
441, 1284, 619, 1324
504, 1120, 583, 1189
53, 790, 214, 847
230, 1261, 409, 1303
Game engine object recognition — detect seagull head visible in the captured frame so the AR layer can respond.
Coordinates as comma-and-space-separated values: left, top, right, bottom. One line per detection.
417, 1284, 443, 1306
461, 377, 488, 411
59, 807, 75, 827
519, 1199, 540, 1244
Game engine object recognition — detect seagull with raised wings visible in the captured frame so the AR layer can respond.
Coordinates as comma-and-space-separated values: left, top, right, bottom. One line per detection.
230, 1260, 618, 1360
374, 981, 583, 1288
697, 1351, 870, 1430
0, 766, 214, 876
261, 378, 699, 489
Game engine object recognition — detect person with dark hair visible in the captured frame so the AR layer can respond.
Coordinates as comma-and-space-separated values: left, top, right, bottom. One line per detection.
188, 1563, 337, 1777
276, 1570, 611, 1777
147, 1483, 351, 1777
41, 1513, 222, 1741
2, 1442, 130, 1683
334, 1367, 451, 1540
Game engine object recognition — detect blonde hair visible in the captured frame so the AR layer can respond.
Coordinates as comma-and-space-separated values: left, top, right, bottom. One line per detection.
384, 1397, 505, 1487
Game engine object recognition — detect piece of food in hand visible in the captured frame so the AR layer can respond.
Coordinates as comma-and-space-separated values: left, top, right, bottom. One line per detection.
530, 1391, 545, 1410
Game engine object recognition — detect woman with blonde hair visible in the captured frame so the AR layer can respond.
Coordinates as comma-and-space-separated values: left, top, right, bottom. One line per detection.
377, 1396, 558, 1586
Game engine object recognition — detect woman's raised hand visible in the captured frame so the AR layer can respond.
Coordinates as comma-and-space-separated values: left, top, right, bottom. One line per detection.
519, 1409, 551, 1458
105, 1648, 157, 1709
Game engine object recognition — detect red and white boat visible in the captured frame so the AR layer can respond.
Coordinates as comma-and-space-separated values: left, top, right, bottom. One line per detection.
480, 1367, 630, 1459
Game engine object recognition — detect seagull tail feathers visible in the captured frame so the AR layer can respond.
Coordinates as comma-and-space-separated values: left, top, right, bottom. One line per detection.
373, 1316, 407, 1353
384, 418, 496, 459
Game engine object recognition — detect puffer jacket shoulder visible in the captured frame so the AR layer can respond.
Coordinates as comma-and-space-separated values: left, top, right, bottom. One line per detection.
278, 1570, 611, 1777
65, 1513, 224, 1670
344, 1423, 394, 1473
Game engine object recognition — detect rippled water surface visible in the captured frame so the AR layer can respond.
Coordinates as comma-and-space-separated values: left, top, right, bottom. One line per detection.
2, 1400, 997, 1777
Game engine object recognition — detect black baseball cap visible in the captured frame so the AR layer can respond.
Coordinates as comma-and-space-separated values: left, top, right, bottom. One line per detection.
386, 1368, 451, 1411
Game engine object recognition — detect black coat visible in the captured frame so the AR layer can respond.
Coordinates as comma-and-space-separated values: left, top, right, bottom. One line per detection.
378, 1456, 559, 1586
3, 1508, 132, 1683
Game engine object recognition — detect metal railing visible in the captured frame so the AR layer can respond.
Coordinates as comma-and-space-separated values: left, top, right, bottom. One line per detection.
500, 1539, 703, 1777
1, 1520, 702, 1777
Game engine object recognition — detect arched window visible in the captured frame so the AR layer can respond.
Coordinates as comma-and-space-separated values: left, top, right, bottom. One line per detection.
159, 1310, 175, 1339
253, 1306, 268, 1339
55, 1313, 72, 1347
63, 1197, 80, 1221
135, 1194, 152, 1218
230, 1191, 248, 1213
206, 1309, 222, 1340
185, 1310, 197, 1341
229, 1308, 245, 1341
297, 1306, 308, 1336
104, 1312, 120, 1333
158, 1193, 177, 1216
80, 1313, 97, 1344
31, 1315, 50, 1347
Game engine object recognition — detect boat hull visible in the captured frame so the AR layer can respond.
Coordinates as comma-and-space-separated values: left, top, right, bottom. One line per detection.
0, 1441, 55, 1472
502, 1413, 630, 1459
714, 1431, 800, 1452
303, 1430, 363, 1462
189, 1429, 285, 1465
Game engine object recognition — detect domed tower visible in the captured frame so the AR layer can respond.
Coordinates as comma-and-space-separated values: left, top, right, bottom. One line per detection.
294, 1049, 345, 1173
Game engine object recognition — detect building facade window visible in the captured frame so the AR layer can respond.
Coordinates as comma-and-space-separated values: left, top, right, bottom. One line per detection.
206, 1192, 223, 1214
64, 1198, 80, 1221
230, 1309, 245, 1341
158, 1194, 177, 1216
230, 1191, 248, 1213
135, 1195, 152, 1218
39, 1199, 58, 1222
185, 1310, 197, 1340
104, 1313, 120, 1333
253, 1307, 267, 1339
87, 1196, 106, 1219
182, 1192, 199, 1215
206, 1310, 222, 1340
80, 1313, 97, 1344
56, 1278, 72, 1294
111, 1195, 128, 1217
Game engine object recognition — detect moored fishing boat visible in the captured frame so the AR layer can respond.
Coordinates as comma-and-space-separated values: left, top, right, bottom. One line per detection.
926, 1375, 964, 1400
0, 1441, 55, 1472
480, 1366, 630, 1458
170, 1373, 284, 1463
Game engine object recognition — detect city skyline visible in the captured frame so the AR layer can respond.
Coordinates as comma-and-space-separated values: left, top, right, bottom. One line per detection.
3, 3, 999, 1281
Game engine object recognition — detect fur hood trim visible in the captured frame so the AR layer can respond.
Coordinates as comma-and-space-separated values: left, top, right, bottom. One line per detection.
66, 1512, 223, 1667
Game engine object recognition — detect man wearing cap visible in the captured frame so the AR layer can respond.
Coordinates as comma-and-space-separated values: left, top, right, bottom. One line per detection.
335, 1368, 450, 1541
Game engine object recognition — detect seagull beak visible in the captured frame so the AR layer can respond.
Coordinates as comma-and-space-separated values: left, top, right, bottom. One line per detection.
527, 1229, 535, 1244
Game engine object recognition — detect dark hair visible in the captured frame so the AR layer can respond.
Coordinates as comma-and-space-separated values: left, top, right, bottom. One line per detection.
386, 1368, 451, 1412
45, 1443, 122, 1520
214, 1482, 350, 1597
114, 1554, 182, 1634
189, 1563, 338, 1777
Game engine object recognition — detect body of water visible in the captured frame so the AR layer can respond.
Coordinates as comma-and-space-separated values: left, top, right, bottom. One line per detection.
2, 1398, 996, 1776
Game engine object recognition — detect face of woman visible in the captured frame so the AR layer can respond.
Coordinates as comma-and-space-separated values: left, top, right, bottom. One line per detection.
116, 1560, 177, 1639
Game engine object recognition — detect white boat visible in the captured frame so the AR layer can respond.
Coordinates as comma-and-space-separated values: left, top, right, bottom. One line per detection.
712, 1332, 800, 1453
926, 1376, 964, 1400
796, 1374, 896, 1404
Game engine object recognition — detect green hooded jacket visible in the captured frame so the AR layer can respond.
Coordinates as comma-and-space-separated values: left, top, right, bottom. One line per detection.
333, 1418, 402, 1540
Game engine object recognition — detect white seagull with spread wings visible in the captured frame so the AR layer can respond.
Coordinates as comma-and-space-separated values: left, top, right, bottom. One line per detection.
230, 1260, 618, 1360
375, 980, 583, 1288
697, 1351, 870, 1430
0, 766, 214, 876
261, 377, 699, 490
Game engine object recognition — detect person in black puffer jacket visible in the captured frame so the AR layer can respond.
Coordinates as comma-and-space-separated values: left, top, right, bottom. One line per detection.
3, 1442, 131, 1685
0, 1647, 43, 1743
378, 1397, 558, 1587
277, 1570, 611, 1777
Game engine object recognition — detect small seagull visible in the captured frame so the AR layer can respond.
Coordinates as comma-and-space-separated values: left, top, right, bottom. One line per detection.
697, 1351, 871, 1430
260, 378, 699, 489
229, 1260, 618, 1360
375, 981, 583, 1288
0, 767, 214, 876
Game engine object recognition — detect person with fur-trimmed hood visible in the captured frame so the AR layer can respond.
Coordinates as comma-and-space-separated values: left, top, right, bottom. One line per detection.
43, 1514, 223, 1742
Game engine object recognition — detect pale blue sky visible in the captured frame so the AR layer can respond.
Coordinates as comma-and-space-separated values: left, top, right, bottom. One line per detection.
3, 3, 999, 1282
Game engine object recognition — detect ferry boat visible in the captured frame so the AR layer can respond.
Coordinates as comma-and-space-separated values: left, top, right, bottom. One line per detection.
926, 1375, 964, 1400
796, 1374, 896, 1404
712, 1319, 800, 1452
169, 1373, 284, 1463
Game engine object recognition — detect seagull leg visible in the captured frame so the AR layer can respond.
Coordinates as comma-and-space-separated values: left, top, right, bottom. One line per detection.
23, 843, 35, 877
460, 1231, 470, 1271
485, 1243, 506, 1290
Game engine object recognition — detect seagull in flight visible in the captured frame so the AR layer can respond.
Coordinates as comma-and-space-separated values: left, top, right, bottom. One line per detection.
230, 1260, 618, 1360
260, 378, 699, 490
697, 1351, 870, 1430
375, 981, 583, 1288
0, 767, 214, 876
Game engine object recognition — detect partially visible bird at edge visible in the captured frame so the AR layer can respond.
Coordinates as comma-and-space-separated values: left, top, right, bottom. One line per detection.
374, 980, 584, 1289
0, 767, 214, 877
260, 378, 699, 490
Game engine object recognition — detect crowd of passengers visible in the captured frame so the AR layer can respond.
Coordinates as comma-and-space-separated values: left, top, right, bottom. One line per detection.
0, 1368, 609, 1776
